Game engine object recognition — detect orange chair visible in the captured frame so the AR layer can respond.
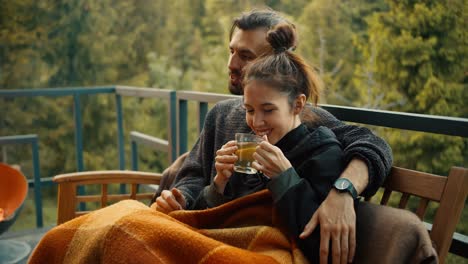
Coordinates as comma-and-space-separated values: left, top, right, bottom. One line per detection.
0, 163, 31, 263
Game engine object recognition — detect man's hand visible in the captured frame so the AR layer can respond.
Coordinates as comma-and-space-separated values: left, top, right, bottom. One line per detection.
299, 158, 368, 264
155, 188, 186, 214
300, 190, 356, 264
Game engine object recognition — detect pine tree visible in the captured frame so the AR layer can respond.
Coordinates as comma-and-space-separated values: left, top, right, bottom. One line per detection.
355, 0, 467, 173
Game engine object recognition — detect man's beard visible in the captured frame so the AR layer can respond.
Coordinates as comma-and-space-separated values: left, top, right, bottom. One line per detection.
228, 70, 244, 95
228, 82, 243, 95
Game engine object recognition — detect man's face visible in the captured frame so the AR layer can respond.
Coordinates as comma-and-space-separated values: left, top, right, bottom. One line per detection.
228, 29, 270, 95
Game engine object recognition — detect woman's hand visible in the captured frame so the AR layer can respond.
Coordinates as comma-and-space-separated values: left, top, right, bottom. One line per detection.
252, 136, 292, 178
213, 140, 238, 193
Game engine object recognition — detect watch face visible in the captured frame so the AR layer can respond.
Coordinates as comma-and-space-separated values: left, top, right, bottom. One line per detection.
334, 178, 357, 199
335, 178, 350, 190
339, 179, 350, 189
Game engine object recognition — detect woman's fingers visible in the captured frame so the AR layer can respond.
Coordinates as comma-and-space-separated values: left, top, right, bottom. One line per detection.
215, 160, 234, 174
214, 141, 238, 178
216, 141, 237, 155
215, 154, 237, 164
253, 142, 292, 177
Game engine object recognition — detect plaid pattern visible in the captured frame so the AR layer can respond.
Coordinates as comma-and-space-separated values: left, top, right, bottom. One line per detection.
29, 190, 308, 264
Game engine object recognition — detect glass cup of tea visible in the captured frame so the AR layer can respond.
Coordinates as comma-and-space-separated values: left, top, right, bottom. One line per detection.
234, 133, 263, 174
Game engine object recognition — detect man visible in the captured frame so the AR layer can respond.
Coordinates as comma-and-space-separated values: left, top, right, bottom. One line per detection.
156, 9, 392, 264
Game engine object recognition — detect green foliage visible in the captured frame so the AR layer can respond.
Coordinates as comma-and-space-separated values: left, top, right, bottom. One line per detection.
353, 0, 467, 174
298, 0, 388, 105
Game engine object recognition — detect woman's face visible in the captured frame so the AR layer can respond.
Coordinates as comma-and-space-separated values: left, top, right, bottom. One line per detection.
243, 80, 303, 144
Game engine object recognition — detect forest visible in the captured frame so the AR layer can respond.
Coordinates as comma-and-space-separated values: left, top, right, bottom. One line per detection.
0, 1, 467, 260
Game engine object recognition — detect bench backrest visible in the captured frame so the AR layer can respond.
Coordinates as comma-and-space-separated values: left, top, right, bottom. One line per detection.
54, 170, 162, 225
366, 166, 468, 263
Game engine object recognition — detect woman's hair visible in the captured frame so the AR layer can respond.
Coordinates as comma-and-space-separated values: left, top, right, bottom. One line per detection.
242, 23, 323, 108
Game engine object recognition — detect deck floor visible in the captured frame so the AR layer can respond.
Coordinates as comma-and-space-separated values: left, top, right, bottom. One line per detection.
0, 227, 51, 264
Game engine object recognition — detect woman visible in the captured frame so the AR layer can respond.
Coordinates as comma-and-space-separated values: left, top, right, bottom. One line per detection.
200, 22, 348, 262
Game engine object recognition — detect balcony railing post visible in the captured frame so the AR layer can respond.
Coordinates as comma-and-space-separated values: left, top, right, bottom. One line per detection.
178, 99, 188, 156
115, 93, 125, 170
73, 94, 85, 210
199, 102, 208, 133
131, 140, 138, 171
115, 93, 126, 194
73, 94, 84, 172
169, 91, 177, 162
32, 138, 43, 228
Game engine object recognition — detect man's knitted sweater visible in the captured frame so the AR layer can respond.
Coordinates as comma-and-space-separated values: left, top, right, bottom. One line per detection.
173, 98, 393, 209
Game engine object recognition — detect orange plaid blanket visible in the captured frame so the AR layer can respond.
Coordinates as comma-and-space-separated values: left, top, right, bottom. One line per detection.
29, 190, 308, 264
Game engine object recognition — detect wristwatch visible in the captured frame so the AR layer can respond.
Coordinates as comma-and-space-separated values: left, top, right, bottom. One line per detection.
333, 178, 358, 199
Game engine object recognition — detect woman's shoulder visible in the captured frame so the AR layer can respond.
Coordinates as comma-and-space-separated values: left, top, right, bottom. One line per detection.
303, 125, 340, 147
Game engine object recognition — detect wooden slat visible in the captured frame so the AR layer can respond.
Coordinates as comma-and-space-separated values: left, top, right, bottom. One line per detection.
398, 193, 410, 209
56, 182, 77, 224
380, 189, 392, 205
76, 193, 155, 203
54, 170, 162, 184
384, 167, 446, 201
131, 184, 137, 199
416, 198, 429, 220
101, 184, 108, 208
135, 193, 154, 200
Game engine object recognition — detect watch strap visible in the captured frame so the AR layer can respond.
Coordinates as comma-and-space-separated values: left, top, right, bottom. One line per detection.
334, 178, 358, 199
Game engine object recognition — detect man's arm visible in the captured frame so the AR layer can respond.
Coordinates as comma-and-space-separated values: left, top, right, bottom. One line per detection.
172, 118, 217, 209
173, 99, 249, 210
301, 106, 393, 264
307, 106, 393, 197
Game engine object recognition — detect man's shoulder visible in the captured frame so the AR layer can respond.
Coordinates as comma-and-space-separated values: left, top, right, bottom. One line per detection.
213, 97, 242, 109
209, 97, 244, 116
304, 104, 330, 116
302, 104, 340, 128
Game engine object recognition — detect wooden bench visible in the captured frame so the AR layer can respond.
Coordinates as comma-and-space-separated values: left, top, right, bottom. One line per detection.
54, 170, 162, 224
367, 166, 468, 262
53, 165, 467, 263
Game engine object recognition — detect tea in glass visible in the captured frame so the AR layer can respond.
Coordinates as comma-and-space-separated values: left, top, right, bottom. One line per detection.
234, 133, 263, 174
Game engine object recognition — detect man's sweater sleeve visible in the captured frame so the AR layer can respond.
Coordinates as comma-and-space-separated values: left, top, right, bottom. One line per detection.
172, 105, 219, 209
309, 107, 393, 197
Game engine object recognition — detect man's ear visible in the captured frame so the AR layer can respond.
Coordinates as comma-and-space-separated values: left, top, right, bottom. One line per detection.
293, 94, 306, 114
